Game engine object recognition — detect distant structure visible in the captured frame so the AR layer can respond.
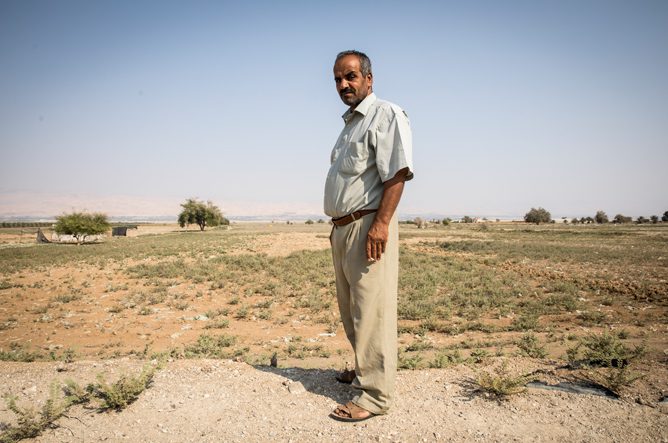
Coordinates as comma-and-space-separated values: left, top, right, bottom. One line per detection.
112, 227, 128, 236
111, 225, 138, 236
36, 228, 50, 243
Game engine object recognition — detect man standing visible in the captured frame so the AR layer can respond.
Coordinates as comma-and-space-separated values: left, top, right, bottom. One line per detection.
325, 50, 414, 422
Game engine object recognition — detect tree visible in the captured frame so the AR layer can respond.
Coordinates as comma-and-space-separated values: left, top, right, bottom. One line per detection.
650, 215, 659, 224
461, 216, 474, 224
178, 198, 224, 231
54, 212, 110, 244
571, 218, 579, 225
612, 214, 632, 224
594, 211, 608, 224
524, 207, 551, 225
414, 217, 427, 229
636, 216, 649, 224
662, 211, 668, 222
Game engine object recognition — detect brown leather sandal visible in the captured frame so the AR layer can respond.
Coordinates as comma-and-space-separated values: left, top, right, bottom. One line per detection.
335, 369, 356, 384
329, 401, 377, 422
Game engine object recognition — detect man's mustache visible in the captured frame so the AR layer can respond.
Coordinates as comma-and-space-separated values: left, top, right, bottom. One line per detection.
340, 88, 355, 95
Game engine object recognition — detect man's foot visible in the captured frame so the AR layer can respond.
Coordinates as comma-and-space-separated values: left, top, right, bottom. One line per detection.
329, 401, 377, 422
335, 369, 356, 384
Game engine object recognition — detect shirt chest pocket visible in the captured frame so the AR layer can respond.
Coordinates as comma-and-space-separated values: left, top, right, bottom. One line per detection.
339, 141, 369, 175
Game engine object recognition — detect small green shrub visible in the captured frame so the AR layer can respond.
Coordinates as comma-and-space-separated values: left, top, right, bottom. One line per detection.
511, 313, 539, 331
568, 333, 645, 367
52, 294, 81, 304
204, 319, 230, 329
1, 384, 70, 443
516, 333, 547, 358
584, 365, 644, 395
429, 350, 463, 368
475, 360, 535, 399
181, 334, 236, 358
470, 348, 490, 364
89, 363, 158, 411
0, 343, 43, 362
398, 353, 423, 370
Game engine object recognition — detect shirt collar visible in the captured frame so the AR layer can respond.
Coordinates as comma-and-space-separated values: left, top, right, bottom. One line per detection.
342, 92, 377, 122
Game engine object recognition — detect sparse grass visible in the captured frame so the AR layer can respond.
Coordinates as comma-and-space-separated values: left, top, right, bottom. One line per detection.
179, 334, 236, 358
511, 313, 540, 331
429, 350, 464, 368
583, 365, 645, 396
204, 318, 230, 329
0, 363, 163, 442
469, 348, 491, 364
0, 222, 666, 365
205, 308, 229, 318
475, 360, 536, 400
52, 294, 81, 304
1, 384, 70, 443
286, 343, 329, 359
567, 332, 646, 367
0, 343, 43, 362
516, 333, 547, 358
88, 363, 160, 411
398, 352, 423, 369
0, 280, 15, 290
235, 305, 249, 319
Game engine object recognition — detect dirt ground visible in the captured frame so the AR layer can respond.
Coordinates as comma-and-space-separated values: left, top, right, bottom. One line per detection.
1, 223, 667, 441
1, 357, 667, 442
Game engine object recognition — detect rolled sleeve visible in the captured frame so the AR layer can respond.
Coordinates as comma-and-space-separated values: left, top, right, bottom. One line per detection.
374, 108, 414, 183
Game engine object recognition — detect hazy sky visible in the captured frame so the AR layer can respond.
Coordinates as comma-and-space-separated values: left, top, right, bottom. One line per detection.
1, 0, 666, 219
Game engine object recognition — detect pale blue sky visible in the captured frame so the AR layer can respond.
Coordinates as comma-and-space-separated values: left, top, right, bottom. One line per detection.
1, 0, 666, 219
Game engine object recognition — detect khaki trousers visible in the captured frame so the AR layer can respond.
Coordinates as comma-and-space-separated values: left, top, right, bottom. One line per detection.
330, 213, 398, 414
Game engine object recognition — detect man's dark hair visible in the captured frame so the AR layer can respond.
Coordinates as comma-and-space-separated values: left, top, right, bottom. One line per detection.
335, 50, 372, 77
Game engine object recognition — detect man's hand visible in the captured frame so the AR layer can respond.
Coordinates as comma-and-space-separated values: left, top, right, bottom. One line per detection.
366, 221, 389, 261
365, 167, 409, 262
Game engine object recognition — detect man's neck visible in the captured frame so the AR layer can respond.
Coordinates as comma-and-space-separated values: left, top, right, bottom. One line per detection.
349, 91, 373, 112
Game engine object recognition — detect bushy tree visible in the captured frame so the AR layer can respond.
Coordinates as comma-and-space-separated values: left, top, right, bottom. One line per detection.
650, 215, 659, 224
524, 207, 551, 225
54, 212, 110, 244
441, 218, 451, 226
178, 198, 224, 231
461, 216, 474, 224
414, 217, 427, 228
662, 211, 668, 222
636, 216, 649, 224
594, 211, 609, 224
612, 214, 632, 224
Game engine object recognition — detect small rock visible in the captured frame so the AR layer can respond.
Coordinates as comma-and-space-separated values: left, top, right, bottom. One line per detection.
288, 381, 306, 395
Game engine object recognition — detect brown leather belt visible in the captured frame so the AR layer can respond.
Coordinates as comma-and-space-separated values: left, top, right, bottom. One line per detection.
331, 209, 377, 227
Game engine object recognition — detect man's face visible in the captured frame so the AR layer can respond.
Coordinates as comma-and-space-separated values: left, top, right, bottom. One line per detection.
333, 55, 373, 109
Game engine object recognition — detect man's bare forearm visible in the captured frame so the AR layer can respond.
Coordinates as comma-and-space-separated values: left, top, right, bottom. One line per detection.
366, 167, 409, 261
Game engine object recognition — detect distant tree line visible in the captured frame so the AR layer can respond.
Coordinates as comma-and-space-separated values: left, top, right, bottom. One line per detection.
568, 210, 667, 225
0, 221, 53, 228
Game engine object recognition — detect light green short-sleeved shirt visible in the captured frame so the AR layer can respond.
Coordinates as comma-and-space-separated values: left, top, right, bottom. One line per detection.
324, 93, 414, 218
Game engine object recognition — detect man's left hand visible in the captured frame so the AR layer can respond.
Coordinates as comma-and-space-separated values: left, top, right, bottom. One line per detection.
366, 221, 389, 262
